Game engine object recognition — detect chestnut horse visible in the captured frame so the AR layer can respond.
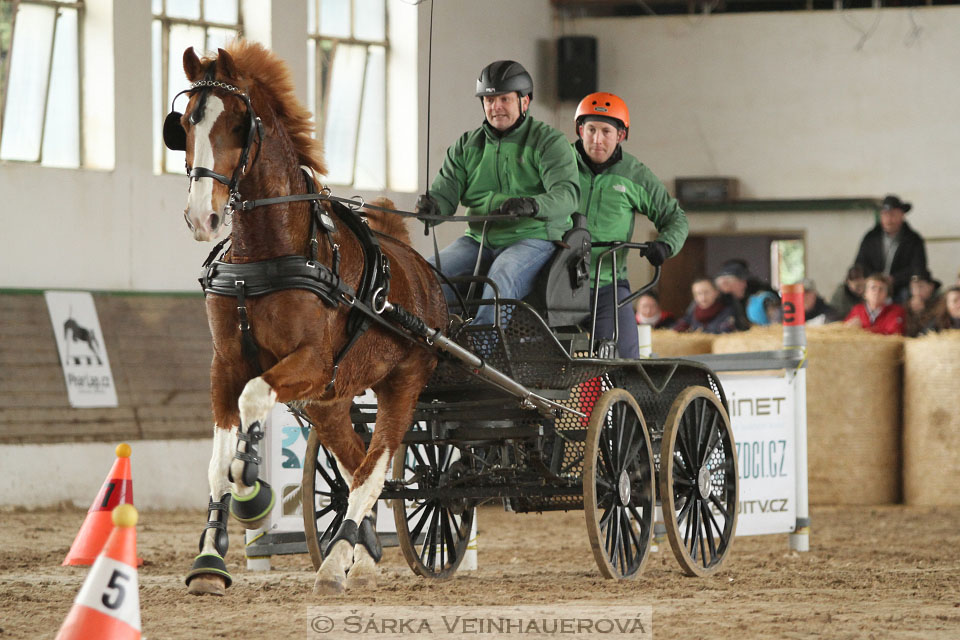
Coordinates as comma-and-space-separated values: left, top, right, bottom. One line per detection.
165, 41, 446, 595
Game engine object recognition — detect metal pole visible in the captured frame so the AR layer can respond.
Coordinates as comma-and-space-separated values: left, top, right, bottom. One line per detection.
781, 283, 810, 552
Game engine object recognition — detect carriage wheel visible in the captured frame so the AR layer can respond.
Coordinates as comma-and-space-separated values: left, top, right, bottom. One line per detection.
302, 429, 350, 571
391, 426, 474, 579
583, 388, 656, 579
659, 386, 739, 577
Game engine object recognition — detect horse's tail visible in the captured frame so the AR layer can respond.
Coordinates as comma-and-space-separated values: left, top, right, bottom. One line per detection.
364, 198, 410, 245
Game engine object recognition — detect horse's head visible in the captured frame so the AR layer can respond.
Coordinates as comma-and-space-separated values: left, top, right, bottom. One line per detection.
163, 47, 264, 242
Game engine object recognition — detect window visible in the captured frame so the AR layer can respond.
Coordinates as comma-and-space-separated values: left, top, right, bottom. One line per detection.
152, 0, 242, 174
308, 0, 418, 191
0, 0, 83, 167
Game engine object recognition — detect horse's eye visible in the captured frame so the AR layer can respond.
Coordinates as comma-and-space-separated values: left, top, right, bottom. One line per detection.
233, 125, 245, 136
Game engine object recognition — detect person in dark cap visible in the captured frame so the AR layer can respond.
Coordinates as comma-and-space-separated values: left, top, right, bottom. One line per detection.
714, 258, 773, 328
852, 194, 927, 303
905, 267, 942, 337
414, 60, 579, 326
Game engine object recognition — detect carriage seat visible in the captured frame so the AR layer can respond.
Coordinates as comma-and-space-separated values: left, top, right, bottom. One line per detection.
524, 213, 592, 327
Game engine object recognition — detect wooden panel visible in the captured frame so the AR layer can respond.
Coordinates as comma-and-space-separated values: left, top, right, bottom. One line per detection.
0, 293, 214, 444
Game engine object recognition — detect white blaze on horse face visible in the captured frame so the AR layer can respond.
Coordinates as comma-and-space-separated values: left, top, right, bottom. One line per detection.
185, 95, 227, 242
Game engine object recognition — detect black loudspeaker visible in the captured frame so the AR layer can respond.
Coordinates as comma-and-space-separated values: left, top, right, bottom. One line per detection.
557, 36, 597, 102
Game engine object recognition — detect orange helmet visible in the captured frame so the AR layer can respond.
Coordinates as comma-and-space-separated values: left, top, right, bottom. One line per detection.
575, 92, 630, 140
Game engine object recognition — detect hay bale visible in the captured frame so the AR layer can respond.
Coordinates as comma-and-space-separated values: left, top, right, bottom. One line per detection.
651, 330, 715, 357
903, 332, 960, 506
713, 324, 904, 505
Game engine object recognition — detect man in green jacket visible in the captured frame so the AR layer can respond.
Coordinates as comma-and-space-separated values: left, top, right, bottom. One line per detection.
573, 91, 688, 358
415, 60, 580, 325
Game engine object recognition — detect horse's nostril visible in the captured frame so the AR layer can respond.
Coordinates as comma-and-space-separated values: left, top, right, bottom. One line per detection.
183, 210, 195, 231
209, 213, 220, 231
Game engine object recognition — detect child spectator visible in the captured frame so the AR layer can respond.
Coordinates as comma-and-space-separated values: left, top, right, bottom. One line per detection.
830, 265, 865, 320
923, 286, 960, 333
844, 273, 906, 336
746, 291, 781, 326
905, 268, 941, 337
633, 291, 675, 329
674, 277, 741, 334
801, 278, 840, 325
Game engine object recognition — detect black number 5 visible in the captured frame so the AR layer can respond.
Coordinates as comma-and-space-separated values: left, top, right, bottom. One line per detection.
102, 569, 129, 609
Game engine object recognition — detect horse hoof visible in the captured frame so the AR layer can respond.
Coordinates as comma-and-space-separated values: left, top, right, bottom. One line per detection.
187, 574, 226, 596
345, 571, 377, 590
313, 576, 345, 595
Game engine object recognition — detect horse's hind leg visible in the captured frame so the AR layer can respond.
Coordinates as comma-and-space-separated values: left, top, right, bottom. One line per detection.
186, 424, 237, 596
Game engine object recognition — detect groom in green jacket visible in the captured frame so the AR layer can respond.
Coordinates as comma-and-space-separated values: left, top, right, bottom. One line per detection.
415, 60, 580, 326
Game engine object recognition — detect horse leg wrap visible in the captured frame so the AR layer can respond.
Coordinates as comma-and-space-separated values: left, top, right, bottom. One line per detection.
185, 494, 233, 588
229, 420, 264, 487
359, 514, 382, 562
323, 519, 359, 558
229, 479, 275, 526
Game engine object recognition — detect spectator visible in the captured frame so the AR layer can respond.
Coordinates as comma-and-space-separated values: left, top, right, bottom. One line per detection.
853, 194, 927, 303
745, 291, 781, 326
844, 273, 906, 336
571, 91, 688, 357
415, 60, 579, 326
801, 278, 840, 325
673, 277, 741, 334
905, 268, 942, 337
634, 291, 676, 329
714, 258, 775, 306
923, 286, 960, 333
830, 264, 866, 320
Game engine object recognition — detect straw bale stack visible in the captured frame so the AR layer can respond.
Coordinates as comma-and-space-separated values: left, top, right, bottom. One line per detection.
651, 330, 716, 357
903, 331, 960, 505
714, 324, 904, 505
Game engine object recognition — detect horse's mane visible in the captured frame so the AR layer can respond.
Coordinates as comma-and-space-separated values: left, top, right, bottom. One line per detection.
218, 40, 327, 176
365, 198, 411, 245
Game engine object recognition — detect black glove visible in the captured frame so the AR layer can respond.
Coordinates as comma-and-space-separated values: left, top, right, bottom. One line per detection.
645, 240, 672, 267
415, 193, 440, 217
498, 197, 539, 218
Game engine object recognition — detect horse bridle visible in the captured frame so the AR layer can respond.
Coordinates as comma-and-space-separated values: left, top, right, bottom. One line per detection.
163, 73, 265, 217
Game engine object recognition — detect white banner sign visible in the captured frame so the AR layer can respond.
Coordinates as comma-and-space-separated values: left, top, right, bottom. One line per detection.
44, 291, 118, 408
719, 373, 797, 536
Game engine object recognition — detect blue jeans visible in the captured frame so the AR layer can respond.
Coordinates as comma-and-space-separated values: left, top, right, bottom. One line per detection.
429, 235, 556, 325
590, 280, 639, 359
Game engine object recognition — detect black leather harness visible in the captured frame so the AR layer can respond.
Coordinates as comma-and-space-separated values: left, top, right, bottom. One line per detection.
199, 170, 393, 391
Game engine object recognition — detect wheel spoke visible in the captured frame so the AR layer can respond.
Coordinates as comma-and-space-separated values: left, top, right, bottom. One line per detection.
709, 493, 731, 519
409, 501, 435, 547
700, 500, 718, 560
614, 404, 629, 471
410, 445, 429, 471
688, 497, 701, 560
627, 504, 650, 540
699, 411, 721, 467
599, 430, 618, 481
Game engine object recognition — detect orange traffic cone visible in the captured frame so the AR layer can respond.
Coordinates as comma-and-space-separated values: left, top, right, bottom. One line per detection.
63, 443, 142, 566
56, 504, 141, 640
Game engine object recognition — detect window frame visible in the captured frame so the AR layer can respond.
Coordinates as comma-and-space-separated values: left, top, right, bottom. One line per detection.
0, 0, 85, 166
152, 0, 244, 174
308, 0, 391, 189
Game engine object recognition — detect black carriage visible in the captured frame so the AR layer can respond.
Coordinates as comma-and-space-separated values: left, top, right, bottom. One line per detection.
299, 234, 739, 581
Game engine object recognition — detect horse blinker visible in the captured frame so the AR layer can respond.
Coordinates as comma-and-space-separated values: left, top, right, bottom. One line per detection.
163, 111, 187, 151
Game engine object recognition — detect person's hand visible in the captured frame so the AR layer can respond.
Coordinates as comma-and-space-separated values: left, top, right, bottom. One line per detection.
845, 316, 862, 328
645, 240, 671, 267
415, 193, 440, 217
498, 197, 539, 218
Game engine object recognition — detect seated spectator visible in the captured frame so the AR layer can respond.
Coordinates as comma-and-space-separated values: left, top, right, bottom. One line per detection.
905, 268, 942, 337
673, 277, 742, 334
830, 265, 865, 319
714, 258, 774, 306
634, 291, 676, 329
923, 285, 960, 333
801, 278, 840, 325
745, 291, 781, 326
844, 273, 906, 336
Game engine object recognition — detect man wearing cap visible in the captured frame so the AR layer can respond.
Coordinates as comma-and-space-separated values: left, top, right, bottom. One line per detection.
415, 60, 579, 326
853, 194, 928, 303
572, 91, 688, 357
905, 268, 942, 337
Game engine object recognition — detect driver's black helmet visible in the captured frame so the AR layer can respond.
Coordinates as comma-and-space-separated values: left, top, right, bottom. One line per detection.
475, 60, 533, 99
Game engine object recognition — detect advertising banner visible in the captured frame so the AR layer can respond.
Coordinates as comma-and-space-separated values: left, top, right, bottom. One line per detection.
44, 291, 118, 408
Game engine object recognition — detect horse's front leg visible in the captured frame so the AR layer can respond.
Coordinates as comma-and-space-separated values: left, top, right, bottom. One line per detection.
225, 376, 278, 528
186, 423, 237, 596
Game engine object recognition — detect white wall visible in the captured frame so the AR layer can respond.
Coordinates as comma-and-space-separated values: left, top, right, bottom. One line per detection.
557, 8, 960, 290
1, 3, 958, 293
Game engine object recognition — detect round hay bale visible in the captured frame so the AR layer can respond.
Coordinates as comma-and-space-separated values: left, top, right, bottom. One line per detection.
713, 324, 903, 505
903, 331, 960, 506
651, 330, 715, 357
